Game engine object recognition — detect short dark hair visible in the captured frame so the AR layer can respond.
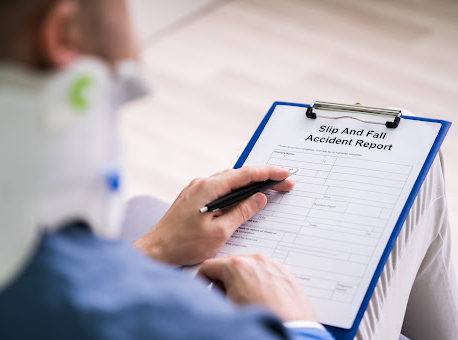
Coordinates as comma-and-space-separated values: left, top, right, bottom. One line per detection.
0, 1, 58, 52
0, 0, 135, 65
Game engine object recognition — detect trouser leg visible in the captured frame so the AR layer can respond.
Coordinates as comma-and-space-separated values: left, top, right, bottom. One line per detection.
119, 195, 170, 244
401, 197, 458, 339
356, 154, 458, 340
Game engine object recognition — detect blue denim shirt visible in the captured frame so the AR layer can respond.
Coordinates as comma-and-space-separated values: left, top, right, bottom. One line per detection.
0, 223, 334, 340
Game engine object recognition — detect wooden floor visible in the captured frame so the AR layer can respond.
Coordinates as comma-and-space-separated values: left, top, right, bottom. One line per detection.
120, 0, 458, 263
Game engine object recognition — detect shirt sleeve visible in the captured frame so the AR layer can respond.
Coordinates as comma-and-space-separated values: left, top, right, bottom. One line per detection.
284, 321, 335, 340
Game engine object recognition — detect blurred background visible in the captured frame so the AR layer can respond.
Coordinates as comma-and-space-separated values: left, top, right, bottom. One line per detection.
121, 0, 458, 263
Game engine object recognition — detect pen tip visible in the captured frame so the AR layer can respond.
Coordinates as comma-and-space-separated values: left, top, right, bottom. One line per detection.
199, 206, 208, 213
289, 168, 299, 176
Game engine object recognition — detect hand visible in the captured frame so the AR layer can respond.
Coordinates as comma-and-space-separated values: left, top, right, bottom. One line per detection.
197, 254, 317, 322
134, 166, 294, 266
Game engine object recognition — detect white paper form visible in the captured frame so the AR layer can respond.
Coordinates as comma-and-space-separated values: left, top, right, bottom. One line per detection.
217, 105, 442, 329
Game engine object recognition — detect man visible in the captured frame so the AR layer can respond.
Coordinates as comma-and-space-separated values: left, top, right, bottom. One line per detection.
0, 1, 456, 340
0, 1, 331, 339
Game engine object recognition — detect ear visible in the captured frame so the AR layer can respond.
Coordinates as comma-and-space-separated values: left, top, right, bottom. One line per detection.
39, 0, 80, 68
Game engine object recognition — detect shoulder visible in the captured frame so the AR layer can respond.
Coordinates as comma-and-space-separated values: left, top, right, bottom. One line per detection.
0, 223, 245, 339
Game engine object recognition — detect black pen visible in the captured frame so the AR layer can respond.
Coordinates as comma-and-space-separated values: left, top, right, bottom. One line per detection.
199, 168, 298, 213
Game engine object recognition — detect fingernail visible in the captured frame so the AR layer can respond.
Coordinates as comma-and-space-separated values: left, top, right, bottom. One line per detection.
253, 193, 265, 209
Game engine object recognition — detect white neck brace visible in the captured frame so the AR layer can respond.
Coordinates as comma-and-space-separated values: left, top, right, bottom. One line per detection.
0, 57, 149, 291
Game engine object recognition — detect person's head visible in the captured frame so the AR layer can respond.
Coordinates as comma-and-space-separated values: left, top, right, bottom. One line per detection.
0, 0, 137, 69
0, 0, 150, 293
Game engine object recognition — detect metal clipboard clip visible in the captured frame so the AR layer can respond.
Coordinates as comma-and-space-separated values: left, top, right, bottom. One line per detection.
306, 101, 401, 128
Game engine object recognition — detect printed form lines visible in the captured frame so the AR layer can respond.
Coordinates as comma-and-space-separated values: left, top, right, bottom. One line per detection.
258, 148, 411, 303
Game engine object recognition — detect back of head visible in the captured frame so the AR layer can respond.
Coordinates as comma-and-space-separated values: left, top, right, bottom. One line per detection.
0, 0, 137, 70
0, 0, 145, 292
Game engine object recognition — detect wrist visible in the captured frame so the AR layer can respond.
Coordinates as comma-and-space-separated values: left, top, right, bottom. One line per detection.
134, 231, 168, 263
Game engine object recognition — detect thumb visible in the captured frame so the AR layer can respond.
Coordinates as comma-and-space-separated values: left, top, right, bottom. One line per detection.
217, 193, 267, 232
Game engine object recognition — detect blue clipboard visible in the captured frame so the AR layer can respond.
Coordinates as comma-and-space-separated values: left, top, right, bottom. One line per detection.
234, 101, 451, 340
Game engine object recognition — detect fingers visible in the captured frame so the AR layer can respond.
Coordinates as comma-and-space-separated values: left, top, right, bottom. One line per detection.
197, 257, 230, 282
211, 166, 291, 197
199, 255, 316, 321
216, 193, 267, 231
271, 179, 294, 192
189, 166, 293, 205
